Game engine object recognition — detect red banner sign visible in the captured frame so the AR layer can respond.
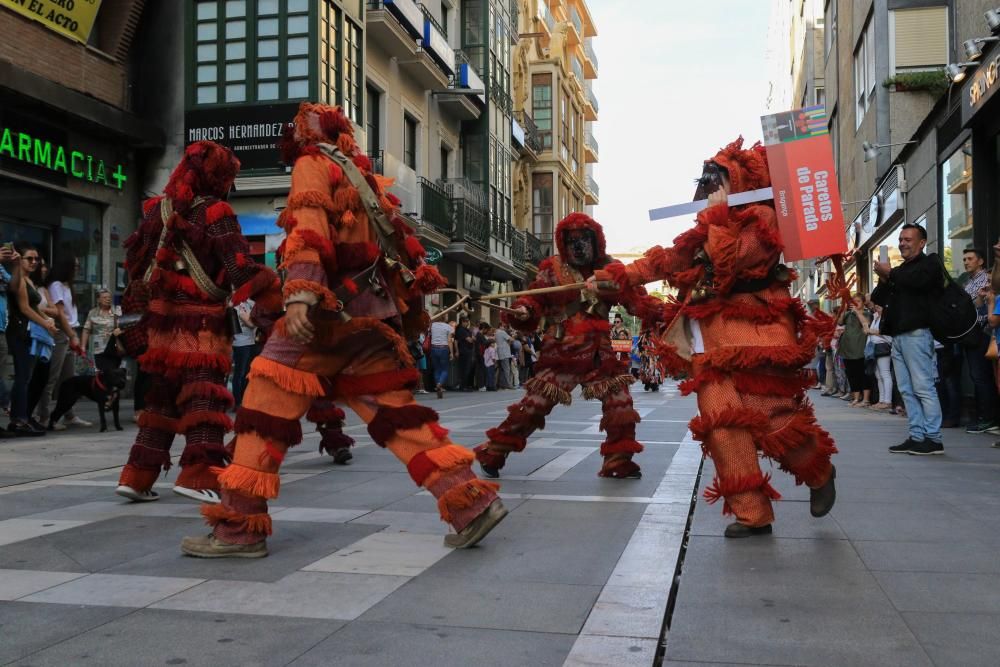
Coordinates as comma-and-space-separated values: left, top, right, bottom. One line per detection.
761, 108, 846, 262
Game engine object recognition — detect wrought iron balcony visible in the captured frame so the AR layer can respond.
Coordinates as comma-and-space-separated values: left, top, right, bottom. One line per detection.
515, 111, 542, 154
452, 198, 489, 249
418, 2, 446, 37
527, 231, 553, 265
419, 177, 453, 235
512, 228, 526, 267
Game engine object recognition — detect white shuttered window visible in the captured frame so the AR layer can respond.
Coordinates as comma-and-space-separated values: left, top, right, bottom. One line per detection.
891, 6, 949, 73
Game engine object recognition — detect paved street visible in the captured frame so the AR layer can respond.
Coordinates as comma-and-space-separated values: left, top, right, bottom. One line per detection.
1, 386, 998, 666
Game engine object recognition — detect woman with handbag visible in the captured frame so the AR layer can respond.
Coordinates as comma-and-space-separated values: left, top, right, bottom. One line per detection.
839, 296, 872, 407
863, 302, 894, 410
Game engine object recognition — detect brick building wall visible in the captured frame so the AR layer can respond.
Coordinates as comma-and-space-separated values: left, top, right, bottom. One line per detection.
0, 2, 140, 110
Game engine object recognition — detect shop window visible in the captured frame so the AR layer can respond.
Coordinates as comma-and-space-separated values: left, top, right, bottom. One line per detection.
941, 140, 973, 277
191, 0, 311, 106
531, 73, 552, 149
890, 6, 948, 75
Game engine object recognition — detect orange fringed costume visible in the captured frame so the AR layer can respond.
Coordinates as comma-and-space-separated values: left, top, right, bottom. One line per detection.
476, 213, 656, 479
204, 103, 500, 546
618, 139, 837, 528
118, 141, 282, 496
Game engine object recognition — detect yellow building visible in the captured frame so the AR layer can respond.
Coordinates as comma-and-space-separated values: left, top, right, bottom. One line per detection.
511, 0, 598, 267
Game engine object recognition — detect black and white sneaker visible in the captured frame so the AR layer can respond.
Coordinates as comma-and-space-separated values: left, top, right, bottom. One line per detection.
888, 438, 917, 454
173, 486, 222, 504
116, 485, 160, 502
907, 440, 944, 456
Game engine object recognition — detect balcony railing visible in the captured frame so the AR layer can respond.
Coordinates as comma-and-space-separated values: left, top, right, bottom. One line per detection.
419, 177, 453, 235
418, 2, 446, 37
572, 56, 584, 84
538, 0, 555, 33
452, 198, 489, 249
584, 38, 598, 72
512, 228, 526, 267
527, 231, 553, 264
442, 177, 488, 211
366, 150, 384, 175
586, 175, 599, 198
570, 5, 583, 37
587, 86, 599, 113
516, 111, 542, 153
584, 128, 598, 155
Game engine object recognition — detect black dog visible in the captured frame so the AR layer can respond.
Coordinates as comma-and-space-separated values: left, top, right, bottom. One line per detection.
49, 339, 127, 432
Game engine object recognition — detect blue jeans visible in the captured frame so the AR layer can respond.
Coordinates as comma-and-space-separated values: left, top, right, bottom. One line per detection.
232, 344, 258, 407
486, 365, 496, 390
430, 347, 450, 387
891, 328, 942, 443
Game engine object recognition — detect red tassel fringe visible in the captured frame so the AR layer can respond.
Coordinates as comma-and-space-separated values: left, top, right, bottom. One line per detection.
234, 407, 304, 445
367, 404, 440, 447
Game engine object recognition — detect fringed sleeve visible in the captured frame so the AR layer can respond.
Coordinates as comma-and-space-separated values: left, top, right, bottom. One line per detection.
506, 259, 561, 332
280, 155, 338, 308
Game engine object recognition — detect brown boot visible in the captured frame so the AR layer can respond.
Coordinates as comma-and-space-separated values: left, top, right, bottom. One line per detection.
444, 499, 508, 549
810, 465, 836, 517
181, 533, 268, 558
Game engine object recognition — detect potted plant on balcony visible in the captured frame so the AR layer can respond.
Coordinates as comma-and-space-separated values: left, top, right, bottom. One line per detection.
883, 71, 949, 97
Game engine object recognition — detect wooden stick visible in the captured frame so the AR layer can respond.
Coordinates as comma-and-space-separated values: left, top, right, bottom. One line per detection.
430, 294, 470, 321
476, 282, 587, 301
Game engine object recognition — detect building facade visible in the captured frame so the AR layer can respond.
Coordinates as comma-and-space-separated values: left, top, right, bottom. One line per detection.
0, 1, 163, 315
510, 0, 598, 267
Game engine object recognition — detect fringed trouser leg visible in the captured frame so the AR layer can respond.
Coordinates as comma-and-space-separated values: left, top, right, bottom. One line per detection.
588, 381, 643, 478
206, 329, 498, 544
475, 367, 573, 471
691, 358, 836, 527
307, 398, 355, 457
174, 367, 235, 490
118, 377, 179, 492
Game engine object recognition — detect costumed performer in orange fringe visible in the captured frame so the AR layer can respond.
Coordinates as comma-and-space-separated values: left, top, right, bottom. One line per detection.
181, 103, 507, 558
475, 213, 657, 480
115, 140, 282, 504
593, 138, 838, 537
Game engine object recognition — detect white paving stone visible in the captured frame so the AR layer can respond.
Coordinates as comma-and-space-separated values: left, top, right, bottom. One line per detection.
23, 573, 205, 607
270, 507, 370, 523
0, 569, 87, 600
0, 518, 89, 547
303, 531, 452, 576
349, 510, 448, 534
150, 571, 409, 620
562, 635, 659, 667
580, 585, 670, 639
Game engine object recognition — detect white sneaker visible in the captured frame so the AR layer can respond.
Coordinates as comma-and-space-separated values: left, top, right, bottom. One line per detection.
173, 486, 222, 504
51, 422, 67, 431
115, 485, 159, 502
64, 416, 93, 427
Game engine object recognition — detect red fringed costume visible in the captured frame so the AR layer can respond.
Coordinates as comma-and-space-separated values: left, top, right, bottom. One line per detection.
475, 213, 651, 479
621, 139, 837, 529
117, 141, 282, 497
202, 103, 502, 548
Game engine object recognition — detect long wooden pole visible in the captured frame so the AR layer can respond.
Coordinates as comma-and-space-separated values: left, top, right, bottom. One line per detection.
475, 282, 587, 301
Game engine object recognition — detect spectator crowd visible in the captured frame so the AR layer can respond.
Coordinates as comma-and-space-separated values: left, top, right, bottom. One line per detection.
813, 223, 1000, 454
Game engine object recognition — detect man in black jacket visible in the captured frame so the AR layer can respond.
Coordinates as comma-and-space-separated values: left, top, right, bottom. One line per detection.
871, 223, 944, 455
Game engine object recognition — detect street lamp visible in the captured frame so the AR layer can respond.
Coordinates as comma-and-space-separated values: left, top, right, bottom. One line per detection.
987, 8, 1000, 34
945, 62, 978, 83
861, 140, 916, 162
963, 36, 999, 60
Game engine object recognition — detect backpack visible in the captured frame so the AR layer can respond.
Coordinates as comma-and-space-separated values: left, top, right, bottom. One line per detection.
929, 258, 980, 347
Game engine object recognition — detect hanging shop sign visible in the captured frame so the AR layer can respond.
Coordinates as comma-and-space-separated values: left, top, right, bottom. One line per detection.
963, 49, 1000, 126
424, 247, 443, 265
185, 103, 298, 172
0, 0, 104, 44
760, 105, 847, 262
0, 123, 127, 190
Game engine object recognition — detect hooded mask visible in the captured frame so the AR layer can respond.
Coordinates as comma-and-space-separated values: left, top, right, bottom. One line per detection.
554, 212, 609, 264
164, 141, 240, 211
701, 136, 771, 196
